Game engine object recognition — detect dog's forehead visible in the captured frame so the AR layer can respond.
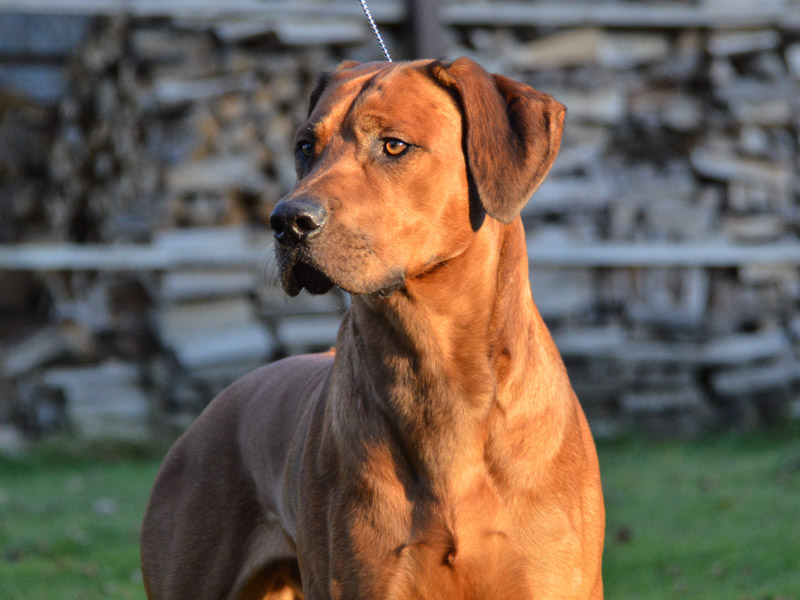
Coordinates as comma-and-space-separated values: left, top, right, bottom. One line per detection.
308, 62, 458, 142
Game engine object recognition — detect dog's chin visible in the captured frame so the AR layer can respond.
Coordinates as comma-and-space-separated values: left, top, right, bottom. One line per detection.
282, 261, 335, 296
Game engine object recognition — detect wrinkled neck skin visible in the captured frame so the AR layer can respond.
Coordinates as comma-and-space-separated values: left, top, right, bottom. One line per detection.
330, 217, 540, 485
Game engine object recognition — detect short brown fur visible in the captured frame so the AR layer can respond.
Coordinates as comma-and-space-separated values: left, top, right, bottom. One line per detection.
141, 58, 604, 600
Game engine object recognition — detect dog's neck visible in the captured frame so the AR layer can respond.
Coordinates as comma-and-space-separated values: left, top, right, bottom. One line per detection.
332, 218, 540, 483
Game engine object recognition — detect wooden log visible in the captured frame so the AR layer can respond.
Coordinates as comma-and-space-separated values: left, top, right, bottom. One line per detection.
549, 126, 610, 175
158, 298, 276, 368
722, 215, 785, 243
130, 28, 213, 63
2, 326, 70, 377
144, 73, 258, 108
556, 329, 792, 366
523, 175, 612, 216
165, 152, 267, 194
530, 267, 595, 319
543, 87, 625, 124
661, 93, 703, 133
551, 325, 626, 356
620, 388, 705, 415
786, 43, 800, 79
626, 268, 710, 329
707, 29, 781, 57
161, 270, 256, 301
691, 148, 791, 189
642, 195, 716, 240
275, 315, 341, 354
711, 359, 800, 397
731, 98, 792, 127
213, 18, 366, 45
41, 361, 151, 439
168, 324, 275, 369
1, 323, 93, 377
738, 264, 800, 288
508, 28, 605, 70
701, 329, 792, 365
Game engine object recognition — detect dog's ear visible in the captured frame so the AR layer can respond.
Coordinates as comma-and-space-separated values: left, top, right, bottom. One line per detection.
428, 58, 565, 224
307, 61, 362, 117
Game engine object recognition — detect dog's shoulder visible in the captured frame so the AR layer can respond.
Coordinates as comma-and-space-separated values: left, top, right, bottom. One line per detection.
211, 351, 335, 421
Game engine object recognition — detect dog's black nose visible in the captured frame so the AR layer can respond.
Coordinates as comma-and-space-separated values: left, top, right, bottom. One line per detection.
270, 199, 327, 245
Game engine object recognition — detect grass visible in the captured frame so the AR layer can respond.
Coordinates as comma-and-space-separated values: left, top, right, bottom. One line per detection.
0, 440, 168, 600
1, 429, 799, 600
600, 427, 800, 600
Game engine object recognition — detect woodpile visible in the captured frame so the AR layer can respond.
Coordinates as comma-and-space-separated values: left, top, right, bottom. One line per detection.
1, 1, 799, 439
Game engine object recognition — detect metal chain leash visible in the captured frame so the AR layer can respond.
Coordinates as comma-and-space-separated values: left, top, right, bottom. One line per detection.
358, 0, 392, 62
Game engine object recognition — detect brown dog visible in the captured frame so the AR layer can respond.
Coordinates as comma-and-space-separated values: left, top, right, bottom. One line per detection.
141, 58, 604, 600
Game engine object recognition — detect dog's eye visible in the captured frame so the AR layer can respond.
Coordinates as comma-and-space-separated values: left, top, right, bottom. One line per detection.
297, 142, 314, 159
383, 139, 408, 157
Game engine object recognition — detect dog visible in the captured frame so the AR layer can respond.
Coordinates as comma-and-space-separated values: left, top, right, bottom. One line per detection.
141, 57, 605, 600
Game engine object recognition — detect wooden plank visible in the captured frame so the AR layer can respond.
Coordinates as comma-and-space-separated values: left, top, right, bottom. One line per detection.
2, 1, 798, 30
0, 0, 405, 22
0, 244, 264, 271
620, 388, 704, 415
442, 3, 800, 29
161, 270, 256, 301
2, 240, 800, 271
558, 329, 792, 366
276, 315, 341, 353
711, 359, 800, 397
526, 241, 800, 268
1, 325, 72, 377
690, 148, 792, 191
42, 362, 151, 439
158, 298, 276, 368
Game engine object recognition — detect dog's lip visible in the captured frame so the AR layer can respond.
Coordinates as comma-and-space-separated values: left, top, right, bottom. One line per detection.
288, 260, 335, 296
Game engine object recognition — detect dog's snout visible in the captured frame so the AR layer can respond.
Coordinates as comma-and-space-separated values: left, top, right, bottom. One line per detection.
270, 199, 327, 245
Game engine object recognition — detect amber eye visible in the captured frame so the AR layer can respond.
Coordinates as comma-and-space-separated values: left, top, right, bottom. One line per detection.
297, 142, 314, 159
383, 139, 408, 157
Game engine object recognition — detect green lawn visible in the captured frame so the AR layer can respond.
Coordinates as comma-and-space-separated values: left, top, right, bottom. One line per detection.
600, 429, 800, 600
1, 430, 799, 600
0, 441, 165, 600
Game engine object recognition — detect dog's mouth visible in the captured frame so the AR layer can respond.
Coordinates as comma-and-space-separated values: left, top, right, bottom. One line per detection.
283, 260, 335, 296
276, 244, 334, 296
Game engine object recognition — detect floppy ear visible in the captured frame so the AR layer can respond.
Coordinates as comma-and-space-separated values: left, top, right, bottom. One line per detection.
428, 58, 566, 224
307, 60, 362, 116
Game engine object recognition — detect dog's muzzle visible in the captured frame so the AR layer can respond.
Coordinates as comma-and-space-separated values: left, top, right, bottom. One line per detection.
270, 197, 335, 296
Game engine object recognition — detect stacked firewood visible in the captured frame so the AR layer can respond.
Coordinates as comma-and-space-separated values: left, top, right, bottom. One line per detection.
1, 2, 799, 442
495, 19, 800, 434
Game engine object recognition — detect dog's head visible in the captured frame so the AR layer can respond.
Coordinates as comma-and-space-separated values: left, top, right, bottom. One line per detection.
270, 58, 565, 297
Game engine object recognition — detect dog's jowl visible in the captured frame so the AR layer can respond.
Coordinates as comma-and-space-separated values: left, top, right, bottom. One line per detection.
141, 58, 605, 600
